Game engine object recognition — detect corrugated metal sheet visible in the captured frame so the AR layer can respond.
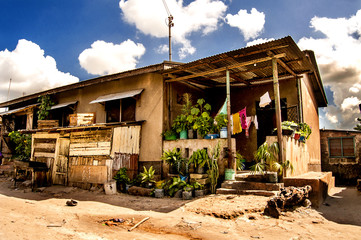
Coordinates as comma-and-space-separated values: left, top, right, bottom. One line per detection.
89, 89, 144, 104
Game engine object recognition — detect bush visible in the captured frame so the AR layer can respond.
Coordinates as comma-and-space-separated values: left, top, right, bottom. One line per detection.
8, 131, 31, 161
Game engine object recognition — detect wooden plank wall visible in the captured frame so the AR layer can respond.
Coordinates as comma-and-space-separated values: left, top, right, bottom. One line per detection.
111, 126, 141, 156
68, 130, 112, 185
69, 130, 112, 156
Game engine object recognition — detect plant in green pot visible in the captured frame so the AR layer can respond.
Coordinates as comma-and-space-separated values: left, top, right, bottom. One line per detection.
172, 114, 189, 139
162, 129, 177, 141
190, 98, 212, 138
189, 149, 209, 174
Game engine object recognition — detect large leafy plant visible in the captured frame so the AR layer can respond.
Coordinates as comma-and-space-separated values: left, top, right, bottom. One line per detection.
8, 131, 31, 161
188, 149, 209, 169
251, 141, 293, 176
113, 167, 130, 185
140, 166, 156, 184
37, 95, 55, 120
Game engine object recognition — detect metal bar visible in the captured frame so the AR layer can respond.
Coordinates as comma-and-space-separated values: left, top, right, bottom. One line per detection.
272, 58, 284, 178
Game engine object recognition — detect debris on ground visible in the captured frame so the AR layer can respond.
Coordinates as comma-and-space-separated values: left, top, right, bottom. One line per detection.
264, 185, 312, 218
66, 199, 78, 206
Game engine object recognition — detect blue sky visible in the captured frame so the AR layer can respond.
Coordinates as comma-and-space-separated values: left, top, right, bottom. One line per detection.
0, 0, 361, 130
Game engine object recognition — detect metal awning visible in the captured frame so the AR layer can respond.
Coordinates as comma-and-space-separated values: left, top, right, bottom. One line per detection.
0, 103, 39, 116
90, 89, 144, 104
50, 101, 78, 110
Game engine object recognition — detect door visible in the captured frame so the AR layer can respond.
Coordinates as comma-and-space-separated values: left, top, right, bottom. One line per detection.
52, 138, 70, 185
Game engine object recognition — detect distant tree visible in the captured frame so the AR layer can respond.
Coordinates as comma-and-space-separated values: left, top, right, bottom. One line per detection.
354, 118, 361, 131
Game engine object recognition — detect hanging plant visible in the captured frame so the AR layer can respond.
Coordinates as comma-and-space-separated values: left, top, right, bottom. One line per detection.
37, 95, 55, 120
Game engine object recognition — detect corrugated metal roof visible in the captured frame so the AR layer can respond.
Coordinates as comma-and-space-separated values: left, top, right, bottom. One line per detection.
0, 103, 39, 116
162, 36, 327, 107
89, 89, 144, 104
50, 101, 78, 110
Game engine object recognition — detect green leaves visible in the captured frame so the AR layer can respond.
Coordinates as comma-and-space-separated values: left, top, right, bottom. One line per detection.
189, 149, 209, 169
140, 166, 156, 184
8, 131, 31, 161
37, 95, 55, 120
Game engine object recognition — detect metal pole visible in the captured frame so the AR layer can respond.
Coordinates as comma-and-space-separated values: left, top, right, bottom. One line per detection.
272, 58, 284, 177
226, 69, 234, 170
168, 15, 173, 61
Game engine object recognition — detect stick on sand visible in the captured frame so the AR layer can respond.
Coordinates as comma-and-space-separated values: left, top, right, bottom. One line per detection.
128, 217, 150, 232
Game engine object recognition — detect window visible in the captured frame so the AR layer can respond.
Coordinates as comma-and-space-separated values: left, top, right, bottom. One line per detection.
328, 137, 355, 157
105, 99, 120, 123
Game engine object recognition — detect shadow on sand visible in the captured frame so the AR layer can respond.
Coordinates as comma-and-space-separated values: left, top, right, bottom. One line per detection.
317, 187, 361, 227
0, 177, 191, 214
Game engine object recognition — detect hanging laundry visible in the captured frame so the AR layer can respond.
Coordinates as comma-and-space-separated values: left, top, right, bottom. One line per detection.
259, 92, 271, 107
253, 115, 259, 129
232, 112, 242, 134
245, 116, 252, 137
239, 107, 247, 130
230, 114, 234, 133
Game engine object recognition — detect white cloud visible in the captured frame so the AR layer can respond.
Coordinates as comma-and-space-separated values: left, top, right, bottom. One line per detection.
326, 112, 338, 124
0, 39, 79, 102
298, 9, 361, 130
156, 44, 169, 54
246, 38, 275, 47
225, 8, 265, 41
78, 39, 145, 75
119, 0, 227, 59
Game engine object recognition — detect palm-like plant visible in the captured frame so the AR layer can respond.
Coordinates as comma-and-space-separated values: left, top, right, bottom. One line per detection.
251, 141, 294, 176
140, 166, 156, 184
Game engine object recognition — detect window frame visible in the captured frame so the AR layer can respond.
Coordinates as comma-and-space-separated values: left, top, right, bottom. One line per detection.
328, 136, 356, 158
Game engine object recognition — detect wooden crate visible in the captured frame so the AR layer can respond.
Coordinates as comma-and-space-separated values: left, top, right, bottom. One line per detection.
69, 113, 96, 126
38, 120, 59, 129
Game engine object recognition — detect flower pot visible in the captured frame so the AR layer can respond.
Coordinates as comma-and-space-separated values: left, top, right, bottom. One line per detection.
165, 133, 177, 140
220, 127, 227, 139
180, 129, 188, 139
154, 189, 164, 198
282, 129, 294, 135
299, 135, 306, 143
182, 191, 193, 200
188, 129, 194, 139
194, 189, 205, 197
225, 168, 235, 180
197, 131, 203, 139
293, 133, 301, 140
174, 190, 183, 198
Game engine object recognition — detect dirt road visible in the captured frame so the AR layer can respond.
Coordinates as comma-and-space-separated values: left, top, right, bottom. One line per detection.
1, 177, 361, 240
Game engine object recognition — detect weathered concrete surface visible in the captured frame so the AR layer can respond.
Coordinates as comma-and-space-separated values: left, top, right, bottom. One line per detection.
284, 171, 334, 208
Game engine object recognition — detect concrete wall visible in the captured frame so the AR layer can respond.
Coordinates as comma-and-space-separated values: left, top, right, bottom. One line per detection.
54, 73, 164, 163
320, 129, 361, 185
267, 136, 311, 177
300, 73, 322, 169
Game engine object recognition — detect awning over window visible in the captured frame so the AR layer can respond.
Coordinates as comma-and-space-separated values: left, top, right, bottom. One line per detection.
90, 89, 144, 104
0, 103, 39, 116
50, 101, 78, 110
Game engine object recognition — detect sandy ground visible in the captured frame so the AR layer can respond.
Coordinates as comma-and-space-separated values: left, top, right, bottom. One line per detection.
1, 177, 361, 240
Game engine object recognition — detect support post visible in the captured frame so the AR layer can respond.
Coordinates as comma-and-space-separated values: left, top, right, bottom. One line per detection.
272, 58, 284, 178
226, 69, 234, 170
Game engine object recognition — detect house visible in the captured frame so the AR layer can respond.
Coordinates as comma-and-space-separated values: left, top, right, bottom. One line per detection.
320, 129, 361, 185
0, 36, 327, 188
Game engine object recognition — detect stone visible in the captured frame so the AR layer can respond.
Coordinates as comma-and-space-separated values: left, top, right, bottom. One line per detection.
128, 186, 153, 196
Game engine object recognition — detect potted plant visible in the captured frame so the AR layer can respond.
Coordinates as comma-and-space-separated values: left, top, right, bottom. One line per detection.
113, 167, 130, 192
182, 184, 193, 200
161, 148, 183, 174
190, 98, 212, 138
298, 122, 312, 142
215, 113, 228, 139
192, 182, 205, 197
207, 142, 220, 194
250, 141, 294, 178
235, 151, 246, 171
172, 114, 189, 139
140, 166, 156, 188
189, 149, 209, 174
163, 177, 187, 197
162, 129, 177, 141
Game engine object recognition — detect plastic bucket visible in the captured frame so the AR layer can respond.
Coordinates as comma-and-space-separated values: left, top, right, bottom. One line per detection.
220, 127, 227, 139
180, 130, 188, 139
224, 169, 235, 180
104, 180, 117, 195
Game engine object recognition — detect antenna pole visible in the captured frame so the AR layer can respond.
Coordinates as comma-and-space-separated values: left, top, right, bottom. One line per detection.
168, 15, 174, 61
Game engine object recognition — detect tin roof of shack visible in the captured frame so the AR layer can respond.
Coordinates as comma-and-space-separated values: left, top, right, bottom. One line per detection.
0, 36, 327, 109
162, 36, 327, 107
